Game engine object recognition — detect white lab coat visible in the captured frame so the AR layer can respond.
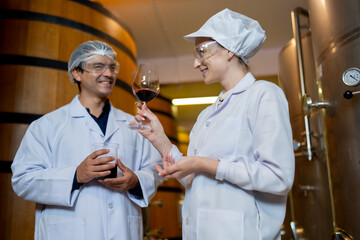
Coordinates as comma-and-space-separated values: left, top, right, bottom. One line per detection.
11, 96, 162, 240
171, 73, 295, 240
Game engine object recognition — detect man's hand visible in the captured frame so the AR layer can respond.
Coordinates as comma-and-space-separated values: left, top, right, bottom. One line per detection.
99, 158, 140, 192
76, 149, 116, 184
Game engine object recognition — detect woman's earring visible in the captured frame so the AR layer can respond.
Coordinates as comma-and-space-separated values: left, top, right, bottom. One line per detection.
228, 56, 232, 61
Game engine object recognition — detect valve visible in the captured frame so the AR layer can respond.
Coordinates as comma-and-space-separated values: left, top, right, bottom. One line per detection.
343, 90, 360, 99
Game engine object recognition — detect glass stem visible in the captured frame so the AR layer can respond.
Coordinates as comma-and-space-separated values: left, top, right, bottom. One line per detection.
140, 102, 146, 127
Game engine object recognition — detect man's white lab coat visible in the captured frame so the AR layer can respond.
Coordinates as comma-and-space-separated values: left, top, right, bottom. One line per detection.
12, 96, 162, 240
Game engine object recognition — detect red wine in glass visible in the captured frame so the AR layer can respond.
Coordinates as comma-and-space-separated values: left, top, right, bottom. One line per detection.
128, 63, 160, 130
134, 89, 159, 103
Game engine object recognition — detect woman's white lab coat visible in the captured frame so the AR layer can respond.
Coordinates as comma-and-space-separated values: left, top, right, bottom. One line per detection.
11, 96, 162, 240
171, 73, 295, 240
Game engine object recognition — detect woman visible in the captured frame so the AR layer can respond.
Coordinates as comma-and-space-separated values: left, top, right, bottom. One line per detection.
135, 8, 295, 240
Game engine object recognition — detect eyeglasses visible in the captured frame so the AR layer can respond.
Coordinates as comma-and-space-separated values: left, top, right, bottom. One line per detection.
193, 41, 220, 62
81, 61, 120, 75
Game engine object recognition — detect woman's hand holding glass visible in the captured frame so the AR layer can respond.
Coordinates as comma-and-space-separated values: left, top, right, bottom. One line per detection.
128, 63, 160, 130
134, 102, 164, 135
133, 102, 173, 154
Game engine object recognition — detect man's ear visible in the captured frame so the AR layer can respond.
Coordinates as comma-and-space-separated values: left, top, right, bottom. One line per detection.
72, 68, 82, 82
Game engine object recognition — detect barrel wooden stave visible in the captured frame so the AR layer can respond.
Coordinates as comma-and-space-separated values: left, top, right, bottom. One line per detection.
0, 2, 179, 240
0, 2, 137, 240
0, 173, 36, 240
148, 179, 184, 239
0, 0, 136, 55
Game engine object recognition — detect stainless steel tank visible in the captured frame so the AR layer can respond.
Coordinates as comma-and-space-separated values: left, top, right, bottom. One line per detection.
279, 32, 333, 239
279, 0, 360, 239
307, 0, 360, 238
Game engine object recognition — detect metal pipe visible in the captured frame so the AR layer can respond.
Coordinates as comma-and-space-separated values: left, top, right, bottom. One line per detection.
290, 221, 298, 240
291, 8, 313, 161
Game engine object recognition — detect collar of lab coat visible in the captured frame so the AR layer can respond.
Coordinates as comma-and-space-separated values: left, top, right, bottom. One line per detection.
69, 95, 126, 120
221, 72, 256, 96
69, 95, 128, 138
213, 72, 256, 111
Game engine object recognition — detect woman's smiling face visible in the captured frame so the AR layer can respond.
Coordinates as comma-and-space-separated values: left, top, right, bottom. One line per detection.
193, 37, 229, 85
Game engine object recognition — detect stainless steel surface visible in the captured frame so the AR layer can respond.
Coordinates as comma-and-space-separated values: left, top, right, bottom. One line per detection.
332, 228, 355, 240
343, 90, 360, 99
302, 94, 330, 116
293, 140, 302, 151
308, 0, 360, 237
290, 221, 299, 240
279, 0, 360, 238
298, 185, 316, 197
342, 67, 360, 87
307, 0, 360, 62
149, 200, 163, 207
291, 8, 313, 161
279, 30, 333, 239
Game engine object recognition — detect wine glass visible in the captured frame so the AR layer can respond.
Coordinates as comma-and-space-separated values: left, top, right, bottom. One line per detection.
128, 63, 160, 130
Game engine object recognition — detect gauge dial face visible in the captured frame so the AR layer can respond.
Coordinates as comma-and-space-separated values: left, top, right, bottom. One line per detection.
342, 67, 360, 87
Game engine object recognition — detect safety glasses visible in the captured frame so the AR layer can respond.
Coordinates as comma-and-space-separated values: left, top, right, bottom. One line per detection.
193, 41, 220, 62
82, 61, 120, 75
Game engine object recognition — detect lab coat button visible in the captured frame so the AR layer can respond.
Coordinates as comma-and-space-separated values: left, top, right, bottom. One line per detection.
205, 121, 210, 127
194, 149, 197, 155
185, 218, 189, 225
109, 203, 113, 209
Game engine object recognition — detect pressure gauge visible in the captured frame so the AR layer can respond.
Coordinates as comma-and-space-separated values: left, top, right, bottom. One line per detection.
342, 67, 360, 87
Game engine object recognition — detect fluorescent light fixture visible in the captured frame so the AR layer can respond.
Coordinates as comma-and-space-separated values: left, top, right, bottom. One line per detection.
172, 96, 217, 106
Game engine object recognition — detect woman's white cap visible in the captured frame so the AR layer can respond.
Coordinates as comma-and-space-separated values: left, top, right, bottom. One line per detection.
184, 8, 266, 64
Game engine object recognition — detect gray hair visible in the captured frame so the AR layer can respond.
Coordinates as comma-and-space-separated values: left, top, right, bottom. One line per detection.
68, 41, 117, 84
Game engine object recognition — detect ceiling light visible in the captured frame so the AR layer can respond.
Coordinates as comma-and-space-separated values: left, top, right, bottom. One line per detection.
172, 96, 217, 106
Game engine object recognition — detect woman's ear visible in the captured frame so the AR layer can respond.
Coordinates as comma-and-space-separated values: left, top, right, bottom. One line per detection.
227, 51, 235, 61
72, 68, 82, 82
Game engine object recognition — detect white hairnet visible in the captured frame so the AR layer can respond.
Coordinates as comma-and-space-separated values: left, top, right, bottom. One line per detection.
68, 41, 117, 83
184, 8, 266, 64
